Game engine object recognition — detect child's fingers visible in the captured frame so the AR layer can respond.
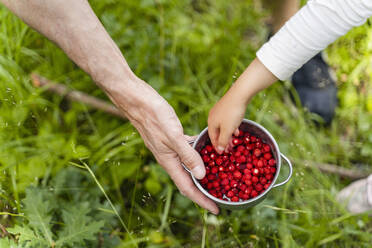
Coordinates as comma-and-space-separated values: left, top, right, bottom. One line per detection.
216, 126, 234, 154
224, 137, 233, 153
207, 124, 219, 153
233, 128, 240, 136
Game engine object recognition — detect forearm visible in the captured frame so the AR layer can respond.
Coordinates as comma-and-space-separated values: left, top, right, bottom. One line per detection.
227, 58, 277, 106
257, 0, 372, 80
1, 0, 140, 111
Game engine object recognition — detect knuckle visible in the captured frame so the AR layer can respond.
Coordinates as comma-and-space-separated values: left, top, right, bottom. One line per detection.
182, 155, 197, 170
178, 185, 193, 197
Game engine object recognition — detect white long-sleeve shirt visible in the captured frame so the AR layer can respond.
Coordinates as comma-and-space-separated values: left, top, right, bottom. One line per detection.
256, 0, 372, 81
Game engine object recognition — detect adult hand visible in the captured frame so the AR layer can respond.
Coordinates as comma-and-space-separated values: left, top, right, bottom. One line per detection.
109, 79, 219, 215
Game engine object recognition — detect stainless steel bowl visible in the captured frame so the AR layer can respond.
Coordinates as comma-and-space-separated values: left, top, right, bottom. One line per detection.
185, 119, 292, 210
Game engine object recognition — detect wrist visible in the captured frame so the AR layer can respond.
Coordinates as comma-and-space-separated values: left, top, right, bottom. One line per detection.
230, 58, 278, 105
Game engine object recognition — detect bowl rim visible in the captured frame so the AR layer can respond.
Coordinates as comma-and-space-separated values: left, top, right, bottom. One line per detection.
190, 119, 282, 206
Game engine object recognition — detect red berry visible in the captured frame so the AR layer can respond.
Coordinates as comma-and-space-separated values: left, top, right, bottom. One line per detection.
233, 171, 242, 179
270, 167, 276, 173
222, 155, 229, 161
238, 130, 244, 137
202, 155, 210, 163
230, 180, 238, 188
201, 177, 208, 184
219, 172, 227, 179
251, 190, 258, 198
254, 149, 261, 157
208, 161, 215, 167
265, 174, 273, 180
264, 183, 270, 189
207, 174, 216, 181
244, 136, 251, 144
246, 144, 254, 150
216, 158, 223, 165
207, 183, 213, 189
232, 138, 240, 146
252, 168, 260, 176
239, 184, 247, 191
221, 178, 229, 186
255, 183, 263, 192
257, 160, 264, 168
231, 196, 239, 202
234, 151, 241, 157
244, 187, 252, 195
226, 190, 234, 198
210, 153, 217, 160
244, 180, 252, 186
211, 167, 218, 174
206, 145, 213, 153
237, 145, 245, 152
263, 144, 271, 153
244, 174, 252, 180
238, 163, 246, 170
252, 176, 259, 183
269, 159, 276, 166
213, 181, 220, 188
228, 164, 236, 172
260, 177, 267, 185
264, 153, 272, 160
201, 148, 208, 155
236, 155, 246, 163
246, 163, 253, 169
218, 166, 224, 172
251, 136, 257, 142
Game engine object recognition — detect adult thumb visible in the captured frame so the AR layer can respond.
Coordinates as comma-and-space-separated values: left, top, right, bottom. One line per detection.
174, 138, 205, 179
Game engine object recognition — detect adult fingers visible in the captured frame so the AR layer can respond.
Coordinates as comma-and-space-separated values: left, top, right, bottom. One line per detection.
163, 157, 219, 214
173, 136, 206, 179
184, 134, 198, 145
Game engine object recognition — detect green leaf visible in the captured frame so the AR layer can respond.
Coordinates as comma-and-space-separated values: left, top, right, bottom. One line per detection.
0, 236, 18, 248
7, 225, 48, 247
55, 202, 104, 247
22, 188, 55, 246
145, 177, 162, 195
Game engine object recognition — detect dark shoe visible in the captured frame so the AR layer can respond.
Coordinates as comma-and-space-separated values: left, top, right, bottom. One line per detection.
291, 53, 337, 124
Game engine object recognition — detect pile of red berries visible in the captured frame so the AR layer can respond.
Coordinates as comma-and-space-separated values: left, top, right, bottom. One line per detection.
199, 129, 277, 202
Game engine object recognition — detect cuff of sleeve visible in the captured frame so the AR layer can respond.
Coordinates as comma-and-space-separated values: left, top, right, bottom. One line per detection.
256, 43, 294, 81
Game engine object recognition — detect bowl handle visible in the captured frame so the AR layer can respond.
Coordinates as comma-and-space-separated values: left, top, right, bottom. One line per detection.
272, 153, 293, 188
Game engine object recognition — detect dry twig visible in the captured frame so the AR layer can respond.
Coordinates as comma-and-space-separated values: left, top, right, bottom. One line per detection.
31, 73, 126, 119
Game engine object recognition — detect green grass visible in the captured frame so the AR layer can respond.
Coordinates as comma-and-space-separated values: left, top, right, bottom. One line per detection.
0, 0, 371, 247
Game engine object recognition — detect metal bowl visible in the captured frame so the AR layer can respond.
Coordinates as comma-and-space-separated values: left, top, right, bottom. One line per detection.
185, 119, 292, 210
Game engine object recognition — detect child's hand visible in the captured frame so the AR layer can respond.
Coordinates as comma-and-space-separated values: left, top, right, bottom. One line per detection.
208, 58, 278, 153
208, 85, 247, 154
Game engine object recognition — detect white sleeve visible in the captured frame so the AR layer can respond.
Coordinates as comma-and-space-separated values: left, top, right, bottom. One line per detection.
256, 0, 372, 81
